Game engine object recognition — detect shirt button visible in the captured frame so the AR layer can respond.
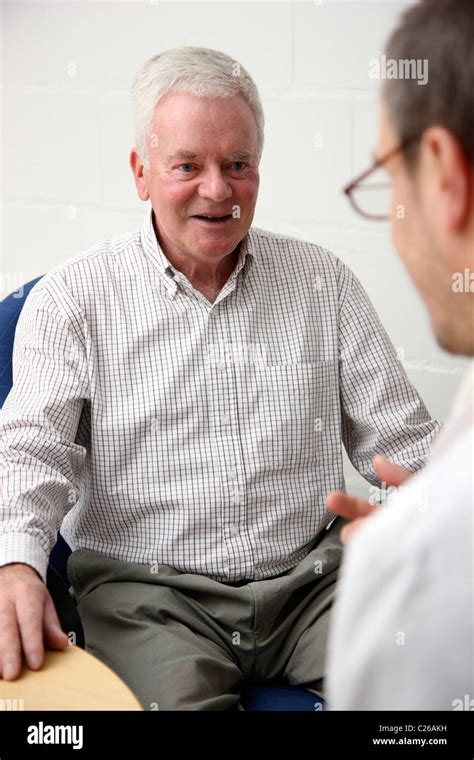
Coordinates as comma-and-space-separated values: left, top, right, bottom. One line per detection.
230, 525, 239, 536
222, 413, 231, 425
228, 469, 237, 480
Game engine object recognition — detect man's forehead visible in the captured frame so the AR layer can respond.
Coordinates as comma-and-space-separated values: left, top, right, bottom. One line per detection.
153, 91, 258, 138
150, 93, 260, 163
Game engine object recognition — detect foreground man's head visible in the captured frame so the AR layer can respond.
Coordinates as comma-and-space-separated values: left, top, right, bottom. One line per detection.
377, 0, 474, 357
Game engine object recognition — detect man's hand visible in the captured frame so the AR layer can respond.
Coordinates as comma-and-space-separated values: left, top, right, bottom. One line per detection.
0, 563, 69, 681
326, 455, 412, 544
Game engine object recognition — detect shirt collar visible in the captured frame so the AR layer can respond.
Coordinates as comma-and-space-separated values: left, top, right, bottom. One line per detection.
140, 205, 256, 284
140, 206, 175, 277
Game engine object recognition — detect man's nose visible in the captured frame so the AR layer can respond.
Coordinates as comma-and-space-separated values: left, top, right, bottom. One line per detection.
197, 167, 232, 203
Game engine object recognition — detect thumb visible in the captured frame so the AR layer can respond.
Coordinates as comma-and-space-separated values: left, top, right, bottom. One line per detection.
43, 594, 69, 650
373, 454, 411, 488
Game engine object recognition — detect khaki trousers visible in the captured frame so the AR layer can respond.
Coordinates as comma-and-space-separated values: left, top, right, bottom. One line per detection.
67, 517, 344, 711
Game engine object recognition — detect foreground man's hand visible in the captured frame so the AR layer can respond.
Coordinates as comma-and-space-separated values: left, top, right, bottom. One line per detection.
0, 563, 69, 680
326, 455, 412, 544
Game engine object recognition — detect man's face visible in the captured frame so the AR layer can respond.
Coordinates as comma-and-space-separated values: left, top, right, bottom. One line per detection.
376, 102, 472, 354
131, 91, 260, 266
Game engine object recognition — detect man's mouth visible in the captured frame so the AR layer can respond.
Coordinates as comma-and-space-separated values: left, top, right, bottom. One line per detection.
191, 214, 233, 224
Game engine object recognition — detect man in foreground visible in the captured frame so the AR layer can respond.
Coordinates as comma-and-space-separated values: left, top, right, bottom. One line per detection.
326, 0, 473, 710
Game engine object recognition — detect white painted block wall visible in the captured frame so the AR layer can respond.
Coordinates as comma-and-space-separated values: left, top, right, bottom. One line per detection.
2, 0, 469, 498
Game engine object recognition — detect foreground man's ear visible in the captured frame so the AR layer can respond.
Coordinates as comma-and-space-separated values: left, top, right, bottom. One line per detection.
421, 126, 472, 232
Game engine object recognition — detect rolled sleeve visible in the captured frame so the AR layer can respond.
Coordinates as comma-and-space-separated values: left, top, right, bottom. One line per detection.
337, 264, 441, 484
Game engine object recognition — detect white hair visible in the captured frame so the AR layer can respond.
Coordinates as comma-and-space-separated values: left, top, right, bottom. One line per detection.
131, 46, 265, 167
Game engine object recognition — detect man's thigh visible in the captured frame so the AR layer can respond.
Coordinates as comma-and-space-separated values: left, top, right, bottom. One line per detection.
281, 570, 339, 699
67, 551, 248, 711
253, 517, 344, 698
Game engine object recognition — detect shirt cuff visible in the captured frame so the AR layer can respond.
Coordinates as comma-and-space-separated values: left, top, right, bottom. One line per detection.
0, 533, 50, 583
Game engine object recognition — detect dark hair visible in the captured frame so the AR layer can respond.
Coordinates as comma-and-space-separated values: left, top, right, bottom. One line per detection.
383, 0, 474, 165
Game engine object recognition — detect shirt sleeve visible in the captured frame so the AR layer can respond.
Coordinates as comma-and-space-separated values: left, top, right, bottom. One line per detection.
0, 278, 89, 583
337, 261, 441, 484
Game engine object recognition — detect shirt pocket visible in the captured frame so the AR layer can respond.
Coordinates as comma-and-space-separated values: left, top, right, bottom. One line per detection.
239, 361, 338, 472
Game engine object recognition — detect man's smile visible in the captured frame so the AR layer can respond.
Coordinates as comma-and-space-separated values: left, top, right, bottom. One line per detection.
190, 213, 234, 225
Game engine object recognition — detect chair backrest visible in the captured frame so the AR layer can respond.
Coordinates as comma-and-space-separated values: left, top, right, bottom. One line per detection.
0, 276, 44, 407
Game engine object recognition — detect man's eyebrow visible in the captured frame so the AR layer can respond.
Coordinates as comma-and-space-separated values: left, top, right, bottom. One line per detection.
223, 148, 256, 161
165, 148, 256, 163
166, 150, 199, 162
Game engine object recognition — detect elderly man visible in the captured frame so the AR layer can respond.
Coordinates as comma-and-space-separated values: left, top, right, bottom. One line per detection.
326, 0, 473, 710
0, 46, 439, 710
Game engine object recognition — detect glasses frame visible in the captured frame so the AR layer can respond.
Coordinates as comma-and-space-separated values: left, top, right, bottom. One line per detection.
343, 135, 420, 221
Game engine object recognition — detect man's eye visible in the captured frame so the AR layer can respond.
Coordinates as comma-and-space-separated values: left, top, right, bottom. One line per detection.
231, 162, 247, 171
179, 163, 194, 173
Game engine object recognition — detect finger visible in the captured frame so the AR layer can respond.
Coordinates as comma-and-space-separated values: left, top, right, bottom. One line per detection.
16, 590, 46, 671
43, 593, 69, 650
326, 491, 377, 520
340, 516, 369, 545
0, 602, 23, 680
373, 454, 411, 487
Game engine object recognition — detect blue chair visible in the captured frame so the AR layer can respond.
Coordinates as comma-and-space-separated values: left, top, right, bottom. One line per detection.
0, 276, 326, 711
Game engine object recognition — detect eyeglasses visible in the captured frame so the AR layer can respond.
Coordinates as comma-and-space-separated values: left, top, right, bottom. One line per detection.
343, 135, 419, 221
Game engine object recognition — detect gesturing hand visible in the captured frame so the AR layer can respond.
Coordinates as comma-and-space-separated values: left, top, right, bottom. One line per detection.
326, 454, 411, 544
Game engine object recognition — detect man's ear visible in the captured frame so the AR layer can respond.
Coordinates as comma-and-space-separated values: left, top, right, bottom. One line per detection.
129, 148, 150, 202
421, 126, 472, 232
